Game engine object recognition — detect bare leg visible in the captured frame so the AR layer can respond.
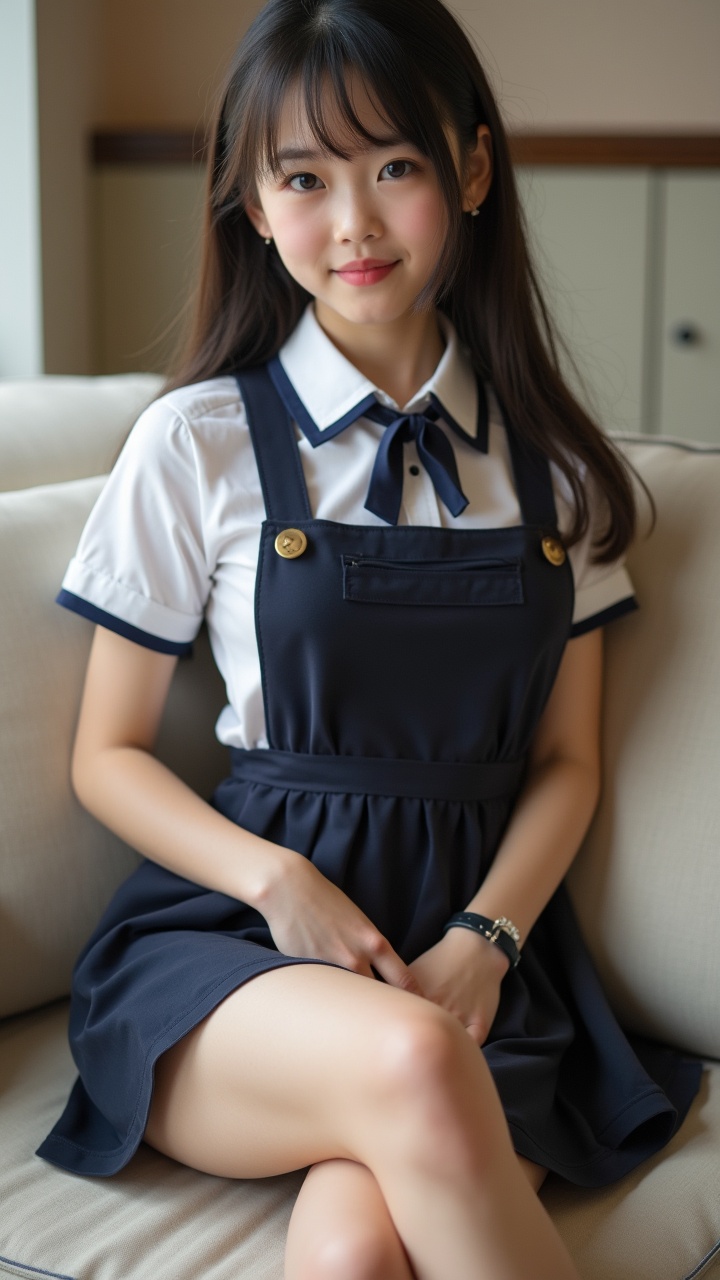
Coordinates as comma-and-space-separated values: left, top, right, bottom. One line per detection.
285, 1159, 415, 1280
146, 963, 579, 1280
520, 1155, 548, 1192
285, 1155, 545, 1280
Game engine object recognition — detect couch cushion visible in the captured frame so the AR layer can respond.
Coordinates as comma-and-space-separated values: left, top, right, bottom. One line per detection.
0, 476, 227, 1018
567, 437, 720, 1061
0, 376, 161, 491
0, 1003, 303, 1280
1, 1002, 717, 1280
542, 1064, 720, 1280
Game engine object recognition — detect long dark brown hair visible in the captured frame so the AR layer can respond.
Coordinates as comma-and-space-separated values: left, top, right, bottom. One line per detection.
167, 0, 652, 563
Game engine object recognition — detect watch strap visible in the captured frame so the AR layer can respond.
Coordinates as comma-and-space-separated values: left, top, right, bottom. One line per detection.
442, 911, 521, 970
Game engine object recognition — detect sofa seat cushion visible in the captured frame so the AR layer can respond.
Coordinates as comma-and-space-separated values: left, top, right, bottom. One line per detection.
1, 1003, 303, 1280
2, 1003, 718, 1280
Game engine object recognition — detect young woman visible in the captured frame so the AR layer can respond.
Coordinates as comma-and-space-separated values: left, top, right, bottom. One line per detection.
38, 2, 701, 1276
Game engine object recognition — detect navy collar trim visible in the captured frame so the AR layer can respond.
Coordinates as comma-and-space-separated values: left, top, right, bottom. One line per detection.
268, 356, 489, 453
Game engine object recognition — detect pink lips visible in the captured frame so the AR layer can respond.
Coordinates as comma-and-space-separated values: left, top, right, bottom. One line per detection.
334, 259, 398, 286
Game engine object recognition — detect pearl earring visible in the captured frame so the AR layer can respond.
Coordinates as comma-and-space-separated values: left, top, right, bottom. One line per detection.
470, 207, 480, 217
264, 236, 272, 245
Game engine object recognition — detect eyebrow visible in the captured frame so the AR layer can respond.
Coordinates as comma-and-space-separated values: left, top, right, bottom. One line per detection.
275, 136, 408, 165
275, 147, 326, 164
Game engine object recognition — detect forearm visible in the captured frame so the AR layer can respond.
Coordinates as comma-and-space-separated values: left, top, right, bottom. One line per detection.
466, 756, 601, 942
72, 745, 291, 908
73, 743, 420, 987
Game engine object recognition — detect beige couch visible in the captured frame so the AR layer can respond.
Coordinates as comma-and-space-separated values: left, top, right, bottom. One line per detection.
1, 375, 719, 1280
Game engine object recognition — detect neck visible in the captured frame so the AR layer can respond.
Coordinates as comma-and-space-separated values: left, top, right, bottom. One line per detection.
313, 303, 445, 408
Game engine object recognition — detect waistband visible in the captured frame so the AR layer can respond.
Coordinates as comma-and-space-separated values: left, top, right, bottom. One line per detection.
229, 748, 526, 802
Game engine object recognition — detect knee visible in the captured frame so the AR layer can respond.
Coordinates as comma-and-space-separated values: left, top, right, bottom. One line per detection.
299, 1226, 406, 1280
376, 1001, 470, 1103
369, 1003, 491, 1172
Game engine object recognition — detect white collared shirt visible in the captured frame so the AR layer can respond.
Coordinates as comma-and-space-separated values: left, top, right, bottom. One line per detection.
59, 305, 637, 749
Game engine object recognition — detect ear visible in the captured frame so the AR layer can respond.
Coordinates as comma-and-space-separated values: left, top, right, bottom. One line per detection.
244, 198, 272, 240
462, 125, 493, 213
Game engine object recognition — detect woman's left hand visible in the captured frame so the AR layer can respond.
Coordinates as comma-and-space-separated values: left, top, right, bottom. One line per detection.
408, 927, 510, 1045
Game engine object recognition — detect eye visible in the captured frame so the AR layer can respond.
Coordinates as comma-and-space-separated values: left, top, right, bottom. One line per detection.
288, 172, 324, 192
380, 160, 415, 180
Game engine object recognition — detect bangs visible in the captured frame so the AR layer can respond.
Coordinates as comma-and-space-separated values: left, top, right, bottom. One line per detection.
256, 56, 437, 178
223, 7, 459, 198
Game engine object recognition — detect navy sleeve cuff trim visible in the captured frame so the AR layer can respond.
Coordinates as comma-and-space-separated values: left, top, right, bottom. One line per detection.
570, 596, 639, 638
56, 589, 194, 656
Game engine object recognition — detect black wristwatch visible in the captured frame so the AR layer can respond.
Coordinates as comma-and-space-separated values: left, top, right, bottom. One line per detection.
443, 912, 521, 970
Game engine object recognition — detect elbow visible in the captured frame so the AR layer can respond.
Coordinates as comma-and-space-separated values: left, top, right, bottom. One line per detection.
575, 752, 603, 821
69, 742, 94, 811
587, 757, 603, 819
70, 739, 114, 815
530, 749, 602, 815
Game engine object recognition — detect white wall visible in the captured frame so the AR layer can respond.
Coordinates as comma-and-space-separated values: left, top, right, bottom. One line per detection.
95, 0, 720, 131
457, 0, 720, 131
0, 0, 43, 377
96, 0, 252, 129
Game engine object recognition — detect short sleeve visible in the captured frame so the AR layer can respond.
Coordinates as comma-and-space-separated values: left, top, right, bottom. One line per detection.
569, 560, 638, 638
57, 398, 211, 654
561, 466, 639, 639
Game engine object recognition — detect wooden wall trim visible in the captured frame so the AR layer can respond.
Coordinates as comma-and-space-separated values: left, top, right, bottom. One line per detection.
92, 131, 206, 165
509, 133, 720, 167
91, 130, 720, 168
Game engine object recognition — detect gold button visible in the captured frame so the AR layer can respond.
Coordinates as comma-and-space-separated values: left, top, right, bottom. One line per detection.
275, 528, 308, 559
541, 536, 566, 567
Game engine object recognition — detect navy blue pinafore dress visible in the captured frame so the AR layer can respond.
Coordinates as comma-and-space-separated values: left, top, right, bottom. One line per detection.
38, 367, 700, 1182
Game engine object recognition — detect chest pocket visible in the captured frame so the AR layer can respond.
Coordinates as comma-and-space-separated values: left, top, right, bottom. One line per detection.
341, 556, 524, 608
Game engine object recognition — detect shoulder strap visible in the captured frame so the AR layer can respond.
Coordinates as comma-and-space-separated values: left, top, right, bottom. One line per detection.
235, 366, 312, 521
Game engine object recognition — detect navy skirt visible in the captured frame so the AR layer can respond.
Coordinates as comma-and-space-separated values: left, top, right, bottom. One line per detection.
37, 761, 701, 1183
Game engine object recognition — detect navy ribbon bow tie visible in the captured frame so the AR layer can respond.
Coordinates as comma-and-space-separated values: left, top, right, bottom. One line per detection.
266, 357, 484, 527
362, 403, 469, 525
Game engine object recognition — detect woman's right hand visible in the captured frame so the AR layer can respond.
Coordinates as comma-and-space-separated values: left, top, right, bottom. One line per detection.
258, 849, 423, 995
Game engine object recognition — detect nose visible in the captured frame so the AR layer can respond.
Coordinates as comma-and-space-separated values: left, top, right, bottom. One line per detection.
332, 184, 383, 244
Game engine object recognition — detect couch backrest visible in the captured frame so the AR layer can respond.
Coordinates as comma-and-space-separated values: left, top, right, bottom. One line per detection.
567, 434, 720, 1060
0, 378, 227, 1019
0, 374, 161, 490
1, 381, 719, 1061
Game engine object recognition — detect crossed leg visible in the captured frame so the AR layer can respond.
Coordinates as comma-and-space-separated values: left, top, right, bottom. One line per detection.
285, 1159, 416, 1280
145, 962, 577, 1280
284, 1154, 547, 1280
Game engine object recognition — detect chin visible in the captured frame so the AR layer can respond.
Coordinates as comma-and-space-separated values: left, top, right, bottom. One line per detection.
328, 298, 416, 328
